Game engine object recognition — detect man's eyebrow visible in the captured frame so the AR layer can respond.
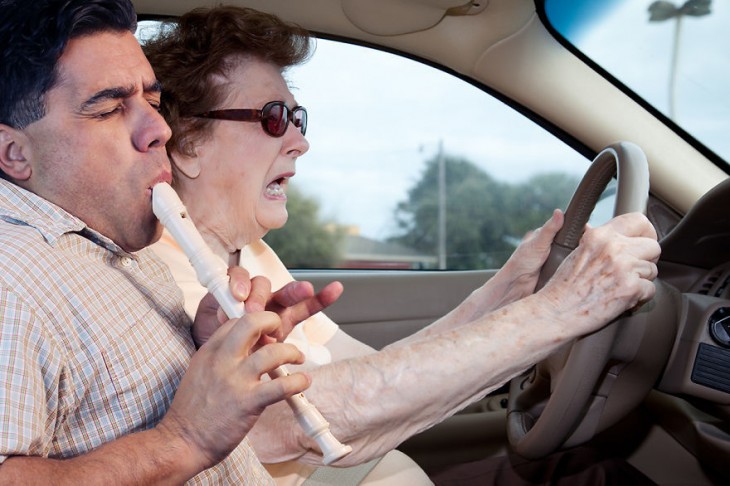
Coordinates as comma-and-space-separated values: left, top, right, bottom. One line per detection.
80, 80, 162, 111
80, 85, 136, 111
144, 80, 163, 94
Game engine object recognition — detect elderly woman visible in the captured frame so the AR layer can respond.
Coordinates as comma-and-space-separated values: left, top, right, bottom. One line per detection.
144, 6, 660, 486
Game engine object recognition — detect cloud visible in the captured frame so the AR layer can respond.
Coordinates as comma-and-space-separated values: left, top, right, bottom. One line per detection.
289, 41, 588, 237
287, 3, 728, 238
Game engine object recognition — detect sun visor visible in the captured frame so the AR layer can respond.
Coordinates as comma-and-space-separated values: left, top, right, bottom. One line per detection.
341, 0, 486, 36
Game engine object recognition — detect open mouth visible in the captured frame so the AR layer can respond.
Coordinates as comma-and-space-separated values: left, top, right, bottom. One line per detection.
266, 176, 289, 198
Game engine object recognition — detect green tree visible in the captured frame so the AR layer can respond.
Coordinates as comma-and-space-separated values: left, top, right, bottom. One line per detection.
391, 154, 580, 270
392, 155, 513, 269
504, 172, 580, 238
263, 185, 344, 268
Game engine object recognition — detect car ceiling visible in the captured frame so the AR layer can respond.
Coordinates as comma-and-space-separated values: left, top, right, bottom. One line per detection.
132, 0, 729, 216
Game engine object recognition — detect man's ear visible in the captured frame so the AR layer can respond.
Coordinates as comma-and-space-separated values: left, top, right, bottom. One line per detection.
0, 124, 32, 181
170, 150, 202, 179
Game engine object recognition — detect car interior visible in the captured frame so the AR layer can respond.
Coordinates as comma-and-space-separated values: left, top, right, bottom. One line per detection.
133, 0, 730, 484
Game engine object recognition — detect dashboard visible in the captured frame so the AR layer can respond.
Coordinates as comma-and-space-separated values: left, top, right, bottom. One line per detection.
656, 177, 730, 406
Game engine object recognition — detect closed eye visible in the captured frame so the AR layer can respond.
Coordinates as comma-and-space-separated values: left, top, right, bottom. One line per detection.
147, 99, 161, 112
95, 105, 124, 119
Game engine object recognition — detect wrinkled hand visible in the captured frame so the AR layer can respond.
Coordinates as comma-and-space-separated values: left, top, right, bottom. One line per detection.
433, 210, 564, 325
256, 278, 344, 343
497, 209, 564, 299
192, 266, 343, 347
539, 212, 660, 334
159, 311, 309, 471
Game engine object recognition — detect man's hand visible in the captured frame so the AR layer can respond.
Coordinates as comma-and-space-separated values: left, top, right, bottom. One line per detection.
160, 311, 310, 471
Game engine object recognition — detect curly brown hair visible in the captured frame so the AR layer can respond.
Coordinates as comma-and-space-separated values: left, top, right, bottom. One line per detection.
142, 6, 312, 159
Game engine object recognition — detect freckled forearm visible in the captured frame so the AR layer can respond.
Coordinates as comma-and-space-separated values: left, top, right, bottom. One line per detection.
253, 293, 577, 466
251, 214, 657, 466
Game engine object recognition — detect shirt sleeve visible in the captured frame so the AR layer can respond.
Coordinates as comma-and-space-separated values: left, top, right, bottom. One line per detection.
0, 288, 64, 463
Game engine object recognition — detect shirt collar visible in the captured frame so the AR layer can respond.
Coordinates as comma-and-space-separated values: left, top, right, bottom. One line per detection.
0, 178, 131, 257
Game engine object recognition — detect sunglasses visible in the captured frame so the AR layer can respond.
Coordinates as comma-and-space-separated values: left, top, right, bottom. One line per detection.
192, 101, 307, 138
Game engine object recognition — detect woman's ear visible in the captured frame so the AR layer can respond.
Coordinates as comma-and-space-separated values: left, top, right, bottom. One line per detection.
170, 150, 202, 179
0, 125, 32, 181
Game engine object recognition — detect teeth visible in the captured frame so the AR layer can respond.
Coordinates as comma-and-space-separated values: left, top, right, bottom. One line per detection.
266, 182, 285, 197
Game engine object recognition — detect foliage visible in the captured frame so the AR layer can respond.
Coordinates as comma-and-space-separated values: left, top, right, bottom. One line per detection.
391, 154, 580, 269
263, 185, 345, 268
265, 154, 580, 271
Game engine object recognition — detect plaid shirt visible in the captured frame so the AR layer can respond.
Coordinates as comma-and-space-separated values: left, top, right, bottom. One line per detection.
0, 179, 272, 485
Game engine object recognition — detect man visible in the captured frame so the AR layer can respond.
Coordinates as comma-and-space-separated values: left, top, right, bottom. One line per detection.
0, 1, 338, 483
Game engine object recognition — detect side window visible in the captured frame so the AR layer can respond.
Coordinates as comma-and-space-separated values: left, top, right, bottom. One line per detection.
269, 39, 598, 270
136, 22, 607, 271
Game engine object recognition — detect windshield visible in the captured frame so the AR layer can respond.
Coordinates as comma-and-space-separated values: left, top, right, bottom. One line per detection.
543, 0, 729, 167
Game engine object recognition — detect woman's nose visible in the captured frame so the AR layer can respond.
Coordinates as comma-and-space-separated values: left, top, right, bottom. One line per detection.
285, 125, 309, 157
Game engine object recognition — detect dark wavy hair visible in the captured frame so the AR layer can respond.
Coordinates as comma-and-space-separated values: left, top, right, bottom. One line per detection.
142, 6, 313, 159
0, 0, 136, 129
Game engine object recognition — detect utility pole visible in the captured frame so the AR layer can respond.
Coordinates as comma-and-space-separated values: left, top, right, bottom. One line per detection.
437, 140, 447, 270
648, 0, 712, 120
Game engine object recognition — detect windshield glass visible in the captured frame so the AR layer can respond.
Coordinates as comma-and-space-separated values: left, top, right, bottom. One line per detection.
543, 0, 729, 167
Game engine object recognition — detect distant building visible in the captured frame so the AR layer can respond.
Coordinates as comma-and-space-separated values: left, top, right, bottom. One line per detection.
338, 228, 438, 269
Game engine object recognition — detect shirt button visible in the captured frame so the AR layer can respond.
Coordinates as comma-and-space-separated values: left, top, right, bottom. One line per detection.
121, 257, 133, 267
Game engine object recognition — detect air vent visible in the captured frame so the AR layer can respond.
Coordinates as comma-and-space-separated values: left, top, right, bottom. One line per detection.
691, 343, 730, 394
714, 274, 730, 298
697, 270, 722, 295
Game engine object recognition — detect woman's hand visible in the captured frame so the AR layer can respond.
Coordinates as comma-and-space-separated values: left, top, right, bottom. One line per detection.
260, 279, 344, 342
496, 209, 564, 298
538, 211, 660, 333
454, 209, 564, 322
192, 267, 343, 347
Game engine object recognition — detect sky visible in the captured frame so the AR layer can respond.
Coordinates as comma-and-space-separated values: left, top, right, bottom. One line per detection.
138, 2, 728, 241
281, 0, 728, 239
287, 42, 588, 239
570, 0, 729, 158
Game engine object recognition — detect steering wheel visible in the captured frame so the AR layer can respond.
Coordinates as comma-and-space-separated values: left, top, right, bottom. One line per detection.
506, 141, 678, 459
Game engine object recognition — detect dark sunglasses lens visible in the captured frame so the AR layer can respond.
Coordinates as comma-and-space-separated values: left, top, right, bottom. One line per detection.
263, 103, 288, 137
293, 108, 307, 135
